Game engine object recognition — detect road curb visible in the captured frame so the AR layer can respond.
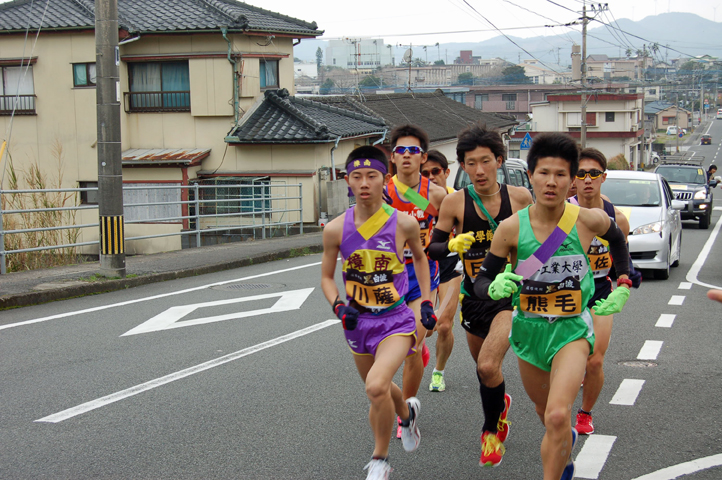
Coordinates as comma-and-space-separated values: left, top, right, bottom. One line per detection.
0, 244, 323, 310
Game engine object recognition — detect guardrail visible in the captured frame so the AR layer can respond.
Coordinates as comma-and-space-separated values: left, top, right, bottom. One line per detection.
0, 181, 303, 274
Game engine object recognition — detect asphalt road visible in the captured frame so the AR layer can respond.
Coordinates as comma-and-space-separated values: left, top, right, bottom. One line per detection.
4, 133, 722, 479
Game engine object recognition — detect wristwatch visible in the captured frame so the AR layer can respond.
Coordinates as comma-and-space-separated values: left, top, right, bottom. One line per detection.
617, 277, 633, 288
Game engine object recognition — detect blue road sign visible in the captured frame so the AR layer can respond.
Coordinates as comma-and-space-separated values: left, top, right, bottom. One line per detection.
520, 132, 533, 150
678, 131, 684, 138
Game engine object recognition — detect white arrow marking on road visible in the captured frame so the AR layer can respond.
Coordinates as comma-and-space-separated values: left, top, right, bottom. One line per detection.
655, 314, 676, 328
121, 288, 315, 336
630, 453, 722, 479
609, 379, 645, 405
574, 434, 616, 479
637, 341, 663, 360
36, 319, 340, 423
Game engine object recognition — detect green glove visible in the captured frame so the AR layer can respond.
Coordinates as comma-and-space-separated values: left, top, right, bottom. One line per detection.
448, 231, 475, 254
488, 264, 523, 300
593, 286, 630, 315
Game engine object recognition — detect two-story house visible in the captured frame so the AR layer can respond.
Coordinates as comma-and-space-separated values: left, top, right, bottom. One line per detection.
518, 92, 644, 167
0, 0, 335, 254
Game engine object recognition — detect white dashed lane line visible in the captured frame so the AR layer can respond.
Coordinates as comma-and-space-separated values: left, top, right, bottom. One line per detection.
655, 314, 675, 328
637, 340, 663, 360
668, 295, 685, 305
677, 282, 692, 290
575, 435, 617, 479
609, 379, 646, 406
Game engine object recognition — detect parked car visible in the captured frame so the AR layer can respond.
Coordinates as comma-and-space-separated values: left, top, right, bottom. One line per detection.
600, 171, 683, 280
701, 134, 712, 145
717, 109, 722, 119
666, 126, 679, 135
654, 159, 713, 228
453, 158, 533, 196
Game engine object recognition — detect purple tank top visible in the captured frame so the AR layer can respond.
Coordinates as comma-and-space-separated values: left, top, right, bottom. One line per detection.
340, 206, 408, 313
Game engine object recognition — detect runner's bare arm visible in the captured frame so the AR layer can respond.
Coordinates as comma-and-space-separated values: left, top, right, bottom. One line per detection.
488, 213, 520, 259
428, 181, 447, 210
427, 191, 464, 260
507, 184, 534, 212
399, 214, 432, 303
321, 216, 344, 306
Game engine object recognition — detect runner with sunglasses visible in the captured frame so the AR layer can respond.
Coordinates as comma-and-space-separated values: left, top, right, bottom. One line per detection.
428, 124, 533, 467
473, 133, 632, 480
321, 145, 435, 480
570, 148, 633, 436
386, 125, 447, 438
420, 150, 462, 393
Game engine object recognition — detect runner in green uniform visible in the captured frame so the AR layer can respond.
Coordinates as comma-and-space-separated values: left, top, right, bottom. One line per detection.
472, 133, 633, 480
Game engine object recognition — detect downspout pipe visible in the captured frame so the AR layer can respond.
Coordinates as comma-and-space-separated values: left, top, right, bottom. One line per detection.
221, 28, 240, 124
372, 128, 388, 146
330, 135, 341, 180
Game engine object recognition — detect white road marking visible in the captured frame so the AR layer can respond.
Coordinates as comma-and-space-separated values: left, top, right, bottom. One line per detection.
35, 319, 340, 423
609, 379, 645, 405
677, 282, 692, 290
686, 207, 722, 289
574, 435, 617, 479
0, 260, 322, 331
637, 341, 663, 360
630, 453, 722, 479
655, 314, 676, 328
668, 296, 685, 305
121, 288, 314, 336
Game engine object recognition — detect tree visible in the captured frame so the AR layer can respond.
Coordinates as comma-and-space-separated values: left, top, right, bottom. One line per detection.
319, 78, 334, 94
434, 59, 445, 66
501, 65, 530, 84
457, 72, 474, 85
316, 47, 323, 78
359, 75, 381, 87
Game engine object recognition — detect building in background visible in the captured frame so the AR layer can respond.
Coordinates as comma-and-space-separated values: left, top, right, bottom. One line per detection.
325, 38, 394, 71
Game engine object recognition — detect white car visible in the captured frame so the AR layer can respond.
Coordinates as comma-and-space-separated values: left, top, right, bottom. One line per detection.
600, 171, 684, 279
666, 126, 678, 135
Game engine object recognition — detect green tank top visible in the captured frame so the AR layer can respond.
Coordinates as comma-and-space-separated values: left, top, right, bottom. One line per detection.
514, 206, 594, 323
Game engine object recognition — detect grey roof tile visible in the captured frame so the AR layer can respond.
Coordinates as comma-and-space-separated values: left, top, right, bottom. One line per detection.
0, 0, 321, 36
228, 89, 387, 144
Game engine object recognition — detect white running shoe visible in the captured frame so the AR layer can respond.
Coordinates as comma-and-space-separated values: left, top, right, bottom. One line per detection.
364, 458, 392, 479
400, 397, 421, 452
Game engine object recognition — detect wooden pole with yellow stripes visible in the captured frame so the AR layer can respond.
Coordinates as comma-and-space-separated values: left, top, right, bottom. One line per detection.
96, 0, 125, 277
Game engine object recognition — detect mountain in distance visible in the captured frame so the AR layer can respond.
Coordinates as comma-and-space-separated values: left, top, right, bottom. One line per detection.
294, 12, 722, 68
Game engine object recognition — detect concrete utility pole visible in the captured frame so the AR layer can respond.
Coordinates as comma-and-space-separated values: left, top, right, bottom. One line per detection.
581, 1, 588, 148
96, 0, 126, 277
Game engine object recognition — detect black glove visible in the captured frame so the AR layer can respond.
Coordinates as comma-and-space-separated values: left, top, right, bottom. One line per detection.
334, 300, 359, 330
420, 300, 437, 330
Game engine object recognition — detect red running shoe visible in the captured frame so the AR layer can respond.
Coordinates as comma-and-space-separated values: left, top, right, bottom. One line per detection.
479, 431, 505, 467
496, 393, 512, 443
575, 410, 594, 435
421, 342, 430, 368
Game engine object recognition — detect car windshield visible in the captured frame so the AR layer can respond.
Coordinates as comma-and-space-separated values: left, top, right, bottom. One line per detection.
655, 166, 706, 184
601, 178, 661, 207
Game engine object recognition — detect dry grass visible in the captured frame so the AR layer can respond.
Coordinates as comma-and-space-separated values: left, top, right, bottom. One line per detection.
608, 154, 630, 170
2, 139, 82, 272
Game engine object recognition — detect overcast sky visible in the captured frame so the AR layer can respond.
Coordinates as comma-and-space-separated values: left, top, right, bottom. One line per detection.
244, 0, 716, 45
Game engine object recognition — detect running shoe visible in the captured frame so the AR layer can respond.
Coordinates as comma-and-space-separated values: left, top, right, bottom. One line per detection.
421, 342, 430, 368
429, 371, 446, 392
364, 458, 392, 480
560, 428, 578, 480
400, 397, 421, 452
496, 393, 512, 443
575, 410, 594, 435
479, 431, 505, 467
396, 416, 402, 439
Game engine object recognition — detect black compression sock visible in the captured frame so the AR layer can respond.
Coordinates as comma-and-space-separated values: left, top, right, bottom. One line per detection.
477, 372, 506, 433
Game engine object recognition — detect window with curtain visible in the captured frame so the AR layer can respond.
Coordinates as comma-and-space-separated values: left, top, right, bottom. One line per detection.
259, 59, 279, 88
1, 65, 35, 113
73, 63, 96, 87
128, 61, 190, 111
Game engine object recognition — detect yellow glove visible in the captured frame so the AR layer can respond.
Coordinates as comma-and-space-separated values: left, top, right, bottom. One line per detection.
448, 231, 475, 255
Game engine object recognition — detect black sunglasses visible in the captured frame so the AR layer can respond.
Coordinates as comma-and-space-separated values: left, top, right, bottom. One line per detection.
421, 167, 443, 177
575, 169, 604, 180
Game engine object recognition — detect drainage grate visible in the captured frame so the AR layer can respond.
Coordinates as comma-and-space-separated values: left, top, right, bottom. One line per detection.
618, 361, 657, 368
211, 283, 276, 291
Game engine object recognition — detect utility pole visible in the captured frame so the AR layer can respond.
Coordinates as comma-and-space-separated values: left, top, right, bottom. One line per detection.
700, 77, 705, 124
581, 1, 588, 148
96, 0, 125, 277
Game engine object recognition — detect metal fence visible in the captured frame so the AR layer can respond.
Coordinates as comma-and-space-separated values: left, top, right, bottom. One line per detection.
0, 180, 303, 274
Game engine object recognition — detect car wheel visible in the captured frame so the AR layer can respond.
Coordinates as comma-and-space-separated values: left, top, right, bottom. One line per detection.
671, 231, 681, 268
654, 247, 671, 280
700, 209, 711, 229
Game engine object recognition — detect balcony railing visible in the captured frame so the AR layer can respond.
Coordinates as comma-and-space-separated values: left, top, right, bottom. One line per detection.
0, 94, 36, 115
124, 91, 190, 113
505, 101, 516, 110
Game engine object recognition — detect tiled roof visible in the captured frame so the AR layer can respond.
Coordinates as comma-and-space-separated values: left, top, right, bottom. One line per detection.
644, 101, 674, 114
0, 0, 321, 36
311, 90, 517, 143
227, 89, 387, 144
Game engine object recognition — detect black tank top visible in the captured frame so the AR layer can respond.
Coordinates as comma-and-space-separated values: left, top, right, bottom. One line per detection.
461, 184, 513, 298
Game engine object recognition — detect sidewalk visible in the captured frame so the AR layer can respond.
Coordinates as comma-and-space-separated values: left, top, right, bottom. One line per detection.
0, 233, 323, 310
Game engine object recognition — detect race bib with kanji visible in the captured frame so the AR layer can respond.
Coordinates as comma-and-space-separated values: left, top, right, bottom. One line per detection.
519, 276, 583, 320
343, 249, 404, 311
588, 237, 611, 278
